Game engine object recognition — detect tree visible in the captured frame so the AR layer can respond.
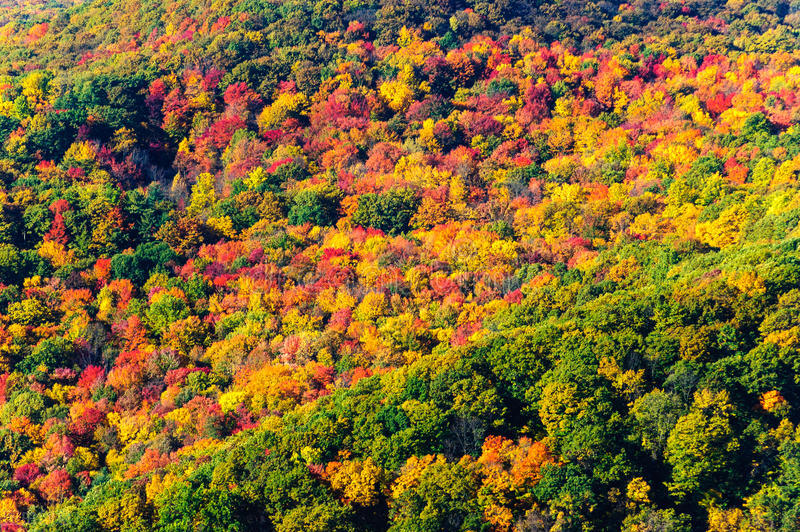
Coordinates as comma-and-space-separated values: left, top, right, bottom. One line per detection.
288, 185, 341, 227
352, 189, 420, 235
665, 389, 740, 501
389, 455, 483, 531
18, 337, 74, 374
631, 389, 681, 459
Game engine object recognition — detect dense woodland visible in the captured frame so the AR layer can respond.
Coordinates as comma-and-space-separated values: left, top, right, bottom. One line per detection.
0, 0, 796, 530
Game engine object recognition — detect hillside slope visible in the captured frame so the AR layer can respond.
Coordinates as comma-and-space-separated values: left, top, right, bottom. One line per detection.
0, 0, 797, 530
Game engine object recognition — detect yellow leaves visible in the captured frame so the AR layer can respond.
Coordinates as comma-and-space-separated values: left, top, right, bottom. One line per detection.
397, 26, 416, 47
188, 172, 217, 216
573, 117, 607, 165
502, 119, 524, 140
558, 50, 583, 77
707, 506, 757, 532
358, 324, 389, 360
177, 137, 191, 155
242, 363, 302, 412
762, 328, 800, 349
74, 446, 100, 471
598, 356, 644, 403
768, 74, 789, 93
379, 312, 417, 350
695, 205, 748, 249
96, 489, 146, 531
626, 477, 651, 508
0, 498, 22, 525
628, 88, 666, 122
281, 308, 322, 335
0, 22, 15, 44
323, 230, 351, 251
418, 118, 439, 151
490, 239, 519, 262
726, 271, 765, 298
112, 127, 137, 152
355, 257, 382, 287
613, 87, 629, 114
326, 457, 387, 506
552, 95, 574, 118
145, 473, 173, 502
4, 130, 26, 159
391, 454, 442, 500
257, 91, 309, 131
404, 267, 428, 296
676, 93, 713, 128
772, 155, 800, 187
7, 416, 42, 445
45, 383, 73, 405
662, 201, 701, 238
393, 153, 451, 188
180, 439, 223, 462
7, 297, 53, 327
379, 79, 415, 113
628, 213, 667, 239
63, 140, 97, 166
38, 239, 75, 269
219, 390, 247, 413
164, 407, 194, 438
21, 71, 49, 108
651, 130, 701, 167
718, 108, 753, 133
244, 166, 267, 189
109, 411, 154, 447
315, 287, 338, 314
549, 182, 584, 204
539, 380, 581, 434
244, 30, 263, 43
547, 116, 574, 153
607, 257, 641, 285
207, 216, 237, 239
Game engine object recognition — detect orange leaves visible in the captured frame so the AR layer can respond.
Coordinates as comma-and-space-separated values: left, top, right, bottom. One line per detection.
37, 469, 71, 503
760, 390, 788, 413
478, 436, 554, 490
24, 22, 48, 45
106, 350, 149, 392
123, 448, 172, 480
476, 437, 556, 530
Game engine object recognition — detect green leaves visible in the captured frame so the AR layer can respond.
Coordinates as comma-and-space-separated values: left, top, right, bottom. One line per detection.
665, 390, 740, 502
352, 188, 420, 236
288, 185, 342, 227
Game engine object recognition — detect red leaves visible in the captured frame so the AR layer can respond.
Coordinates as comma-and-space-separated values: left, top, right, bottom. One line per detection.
38, 469, 72, 503
45, 200, 71, 245
459, 111, 503, 140
77, 366, 105, 394
68, 407, 105, 442
199, 116, 247, 151
724, 157, 748, 185
165, 366, 209, 387
706, 92, 734, 116
211, 16, 231, 33
223, 82, 263, 118
13, 464, 41, 487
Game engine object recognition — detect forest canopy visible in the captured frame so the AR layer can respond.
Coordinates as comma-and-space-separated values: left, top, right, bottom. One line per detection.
0, 0, 796, 530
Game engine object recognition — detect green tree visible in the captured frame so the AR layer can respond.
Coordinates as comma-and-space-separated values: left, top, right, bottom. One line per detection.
665, 389, 740, 501
353, 189, 420, 235
18, 337, 74, 374
288, 186, 341, 227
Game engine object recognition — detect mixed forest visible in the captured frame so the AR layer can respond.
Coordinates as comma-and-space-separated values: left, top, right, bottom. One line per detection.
0, 0, 797, 530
